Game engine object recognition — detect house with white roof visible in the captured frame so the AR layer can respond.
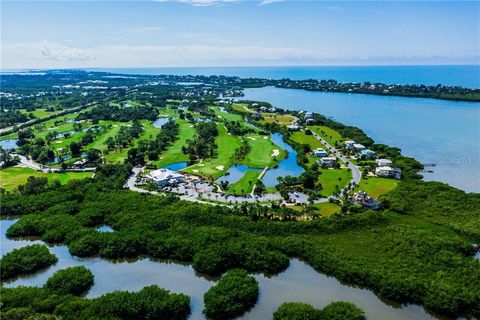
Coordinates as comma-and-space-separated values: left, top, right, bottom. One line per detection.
376, 159, 392, 167
353, 143, 366, 151
375, 166, 401, 179
317, 157, 337, 168
344, 140, 356, 149
312, 148, 328, 158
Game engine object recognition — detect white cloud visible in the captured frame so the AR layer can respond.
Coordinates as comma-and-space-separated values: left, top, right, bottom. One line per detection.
40, 42, 95, 61
259, 0, 284, 6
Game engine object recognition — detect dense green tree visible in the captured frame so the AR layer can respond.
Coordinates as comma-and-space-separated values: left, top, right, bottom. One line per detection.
44, 266, 94, 295
0, 244, 58, 279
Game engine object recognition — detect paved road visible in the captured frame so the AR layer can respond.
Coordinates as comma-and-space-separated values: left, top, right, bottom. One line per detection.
311, 131, 361, 192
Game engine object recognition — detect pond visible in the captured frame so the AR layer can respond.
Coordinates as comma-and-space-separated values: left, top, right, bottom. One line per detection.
163, 162, 189, 171
216, 164, 262, 185
261, 133, 304, 187
95, 225, 114, 233
0, 139, 19, 150
153, 117, 171, 128
1, 218, 447, 320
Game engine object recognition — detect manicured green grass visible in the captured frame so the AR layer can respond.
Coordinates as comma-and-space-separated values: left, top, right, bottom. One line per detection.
308, 126, 343, 146
212, 106, 244, 122
0, 167, 92, 191
241, 135, 284, 168
20, 109, 58, 119
313, 202, 342, 217
318, 169, 351, 197
290, 131, 327, 150
85, 122, 124, 151
153, 119, 196, 167
226, 171, 262, 195
231, 103, 254, 114
183, 125, 241, 179
356, 177, 399, 199
259, 113, 295, 125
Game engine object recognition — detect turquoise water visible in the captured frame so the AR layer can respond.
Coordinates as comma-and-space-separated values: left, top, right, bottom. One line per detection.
94, 65, 480, 88
163, 162, 188, 171
242, 87, 480, 192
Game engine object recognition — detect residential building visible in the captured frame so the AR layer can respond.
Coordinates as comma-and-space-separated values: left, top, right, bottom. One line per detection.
318, 157, 337, 168
344, 140, 356, 149
304, 112, 313, 119
353, 143, 366, 151
305, 118, 316, 125
359, 149, 376, 159
286, 125, 300, 131
349, 191, 381, 210
312, 148, 328, 157
375, 166, 402, 179
376, 159, 392, 167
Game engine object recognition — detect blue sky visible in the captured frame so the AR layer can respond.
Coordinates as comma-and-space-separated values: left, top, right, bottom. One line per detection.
1, 0, 479, 69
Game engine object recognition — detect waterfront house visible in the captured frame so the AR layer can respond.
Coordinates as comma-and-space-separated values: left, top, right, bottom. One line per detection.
318, 157, 337, 168
376, 158, 392, 167
375, 166, 402, 179
344, 140, 356, 149
349, 191, 381, 210
312, 148, 328, 157
147, 169, 184, 187
359, 149, 376, 160
287, 125, 300, 131
353, 143, 366, 151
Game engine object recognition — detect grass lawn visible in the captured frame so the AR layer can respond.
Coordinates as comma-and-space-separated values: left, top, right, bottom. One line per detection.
356, 177, 399, 199
183, 125, 241, 179
318, 168, 351, 197
309, 125, 343, 146
290, 130, 328, 150
153, 119, 196, 167
20, 109, 58, 119
259, 113, 295, 125
313, 202, 342, 217
242, 135, 284, 168
226, 171, 262, 195
231, 103, 254, 114
0, 167, 92, 191
212, 106, 244, 122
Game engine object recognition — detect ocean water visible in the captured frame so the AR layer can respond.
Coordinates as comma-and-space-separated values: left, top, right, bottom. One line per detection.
242, 86, 480, 193
92, 65, 480, 88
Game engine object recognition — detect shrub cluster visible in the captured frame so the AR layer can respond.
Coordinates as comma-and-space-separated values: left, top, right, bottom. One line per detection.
0, 244, 57, 279
203, 269, 259, 319
273, 301, 365, 320
44, 266, 94, 295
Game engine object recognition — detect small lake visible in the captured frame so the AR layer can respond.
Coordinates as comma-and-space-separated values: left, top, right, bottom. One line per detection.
153, 117, 171, 128
242, 86, 480, 192
262, 133, 304, 187
0, 139, 19, 150
216, 165, 262, 185
163, 162, 189, 171
1, 218, 450, 320
95, 225, 114, 233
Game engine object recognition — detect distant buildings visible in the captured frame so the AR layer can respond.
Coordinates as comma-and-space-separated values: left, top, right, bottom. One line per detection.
353, 143, 366, 151
147, 169, 184, 187
349, 191, 381, 209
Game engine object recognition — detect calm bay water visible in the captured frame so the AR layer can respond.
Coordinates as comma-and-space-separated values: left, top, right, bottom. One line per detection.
1, 219, 445, 320
93, 65, 480, 88
242, 87, 480, 192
